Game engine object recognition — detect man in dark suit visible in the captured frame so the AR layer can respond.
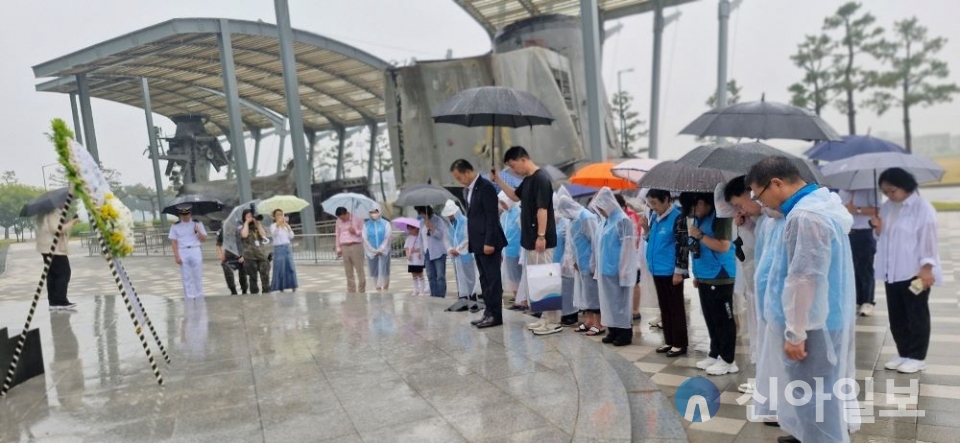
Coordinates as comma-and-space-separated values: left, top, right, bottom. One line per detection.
451, 159, 508, 328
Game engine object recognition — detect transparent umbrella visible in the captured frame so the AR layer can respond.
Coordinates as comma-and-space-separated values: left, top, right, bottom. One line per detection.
222, 199, 261, 256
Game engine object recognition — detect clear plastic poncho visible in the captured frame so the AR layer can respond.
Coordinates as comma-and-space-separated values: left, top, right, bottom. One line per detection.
594, 188, 638, 329
445, 207, 480, 297
363, 215, 392, 289
751, 188, 859, 441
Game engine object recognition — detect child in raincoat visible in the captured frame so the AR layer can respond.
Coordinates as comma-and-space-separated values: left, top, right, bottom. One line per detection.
404, 224, 426, 295
362, 206, 392, 291
499, 191, 523, 309
557, 195, 602, 336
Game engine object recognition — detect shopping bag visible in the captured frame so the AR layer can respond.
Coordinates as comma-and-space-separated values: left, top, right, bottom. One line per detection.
526, 262, 563, 312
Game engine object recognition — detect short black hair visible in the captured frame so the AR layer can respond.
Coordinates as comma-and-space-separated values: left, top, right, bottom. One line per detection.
680, 192, 713, 217
335, 207, 348, 217
614, 194, 627, 209
450, 159, 474, 173
745, 156, 804, 188
414, 206, 434, 217
241, 208, 254, 219
646, 189, 671, 203
503, 146, 529, 163
723, 176, 748, 202
878, 167, 918, 193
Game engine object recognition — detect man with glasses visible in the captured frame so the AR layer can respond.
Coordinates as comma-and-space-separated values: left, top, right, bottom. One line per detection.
745, 157, 858, 443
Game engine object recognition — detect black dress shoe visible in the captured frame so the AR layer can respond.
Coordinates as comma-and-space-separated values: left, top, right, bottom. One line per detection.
776, 436, 799, 443
612, 328, 633, 346
476, 318, 503, 329
656, 345, 672, 353
471, 316, 490, 326
602, 329, 618, 344
468, 303, 481, 313
666, 347, 687, 357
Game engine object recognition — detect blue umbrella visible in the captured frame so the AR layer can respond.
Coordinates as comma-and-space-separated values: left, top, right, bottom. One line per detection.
563, 183, 601, 198
805, 135, 906, 162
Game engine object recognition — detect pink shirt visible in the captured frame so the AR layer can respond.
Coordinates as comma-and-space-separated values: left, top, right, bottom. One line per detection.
335, 216, 364, 252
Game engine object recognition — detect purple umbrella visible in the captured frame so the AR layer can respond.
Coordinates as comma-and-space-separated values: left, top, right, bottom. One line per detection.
392, 217, 420, 230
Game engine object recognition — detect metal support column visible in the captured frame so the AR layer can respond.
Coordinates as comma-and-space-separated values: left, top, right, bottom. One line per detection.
75, 73, 100, 162
275, 0, 317, 236
649, 0, 664, 159
69, 93, 83, 143
366, 121, 378, 183
276, 121, 287, 173
140, 78, 168, 229
218, 19, 253, 203
251, 128, 262, 177
335, 125, 346, 181
305, 130, 316, 184
716, 0, 731, 144
579, 0, 606, 162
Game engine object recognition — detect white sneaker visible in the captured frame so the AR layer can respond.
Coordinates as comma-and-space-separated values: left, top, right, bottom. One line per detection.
738, 382, 755, 394
532, 324, 563, 336
897, 359, 926, 374
859, 303, 875, 317
706, 360, 739, 376
527, 318, 547, 331
696, 357, 719, 370
884, 356, 908, 370
648, 316, 662, 328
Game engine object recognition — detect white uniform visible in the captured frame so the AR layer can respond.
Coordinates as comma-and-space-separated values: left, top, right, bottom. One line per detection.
169, 219, 207, 298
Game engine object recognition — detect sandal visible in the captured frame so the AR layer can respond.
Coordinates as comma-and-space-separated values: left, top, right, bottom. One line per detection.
584, 326, 606, 336
575, 323, 589, 333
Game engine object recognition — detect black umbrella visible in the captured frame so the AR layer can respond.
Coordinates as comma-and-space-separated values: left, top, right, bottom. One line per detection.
20, 187, 71, 217
679, 97, 841, 141
676, 142, 826, 184
162, 195, 224, 216
432, 86, 554, 167
637, 161, 741, 193
395, 184, 458, 207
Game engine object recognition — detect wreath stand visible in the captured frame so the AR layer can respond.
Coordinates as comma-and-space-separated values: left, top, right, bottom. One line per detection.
1, 192, 170, 397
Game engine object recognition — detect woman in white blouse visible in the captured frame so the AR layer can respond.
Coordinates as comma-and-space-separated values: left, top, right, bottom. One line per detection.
870, 167, 941, 374
269, 209, 299, 292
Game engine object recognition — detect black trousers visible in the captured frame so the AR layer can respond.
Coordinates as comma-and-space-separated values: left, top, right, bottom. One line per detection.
885, 279, 931, 360
221, 259, 248, 294
698, 283, 737, 364
849, 229, 877, 305
476, 252, 503, 321
653, 276, 688, 349
43, 254, 72, 306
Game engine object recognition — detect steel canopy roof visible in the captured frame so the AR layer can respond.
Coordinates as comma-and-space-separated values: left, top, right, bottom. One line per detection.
453, 0, 699, 35
33, 18, 390, 136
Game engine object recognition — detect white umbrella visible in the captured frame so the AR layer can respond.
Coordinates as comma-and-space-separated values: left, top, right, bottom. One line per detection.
612, 158, 661, 182
321, 193, 378, 217
820, 152, 945, 191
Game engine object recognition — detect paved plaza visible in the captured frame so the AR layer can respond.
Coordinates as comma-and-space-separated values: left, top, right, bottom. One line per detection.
0, 213, 959, 442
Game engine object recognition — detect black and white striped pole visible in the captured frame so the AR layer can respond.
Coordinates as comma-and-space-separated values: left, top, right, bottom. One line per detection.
114, 262, 170, 364
1, 192, 74, 397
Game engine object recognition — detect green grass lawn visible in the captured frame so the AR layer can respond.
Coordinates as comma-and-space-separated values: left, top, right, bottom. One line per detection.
932, 202, 960, 212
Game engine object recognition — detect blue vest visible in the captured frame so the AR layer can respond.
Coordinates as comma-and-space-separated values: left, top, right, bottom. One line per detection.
571, 209, 597, 270
691, 212, 737, 280
449, 214, 474, 262
501, 206, 521, 258
647, 207, 681, 276
599, 210, 627, 277
364, 219, 388, 249
554, 217, 568, 263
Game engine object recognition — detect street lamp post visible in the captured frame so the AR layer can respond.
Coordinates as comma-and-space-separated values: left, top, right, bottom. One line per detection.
40, 162, 59, 191
617, 68, 634, 155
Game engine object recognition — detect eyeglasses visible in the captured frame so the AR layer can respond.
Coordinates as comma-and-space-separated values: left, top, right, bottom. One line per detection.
750, 183, 770, 202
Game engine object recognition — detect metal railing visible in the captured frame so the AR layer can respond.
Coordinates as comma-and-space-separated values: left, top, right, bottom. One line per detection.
78, 228, 408, 265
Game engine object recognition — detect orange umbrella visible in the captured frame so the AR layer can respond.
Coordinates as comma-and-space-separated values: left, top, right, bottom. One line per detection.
569, 162, 637, 190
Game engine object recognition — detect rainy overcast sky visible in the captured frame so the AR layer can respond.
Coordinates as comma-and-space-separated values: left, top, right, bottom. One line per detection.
1, 0, 958, 188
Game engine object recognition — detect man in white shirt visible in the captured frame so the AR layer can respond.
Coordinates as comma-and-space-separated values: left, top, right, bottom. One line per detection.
36, 210, 80, 310
168, 204, 208, 298
839, 189, 879, 316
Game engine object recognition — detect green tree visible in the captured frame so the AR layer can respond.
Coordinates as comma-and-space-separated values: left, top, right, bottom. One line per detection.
706, 79, 742, 109
0, 180, 44, 241
823, 1, 884, 135
864, 17, 960, 153
788, 34, 837, 115
611, 91, 648, 157
2, 171, 16, 185
363, 132, 394, 201
315, 132, 361, 182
